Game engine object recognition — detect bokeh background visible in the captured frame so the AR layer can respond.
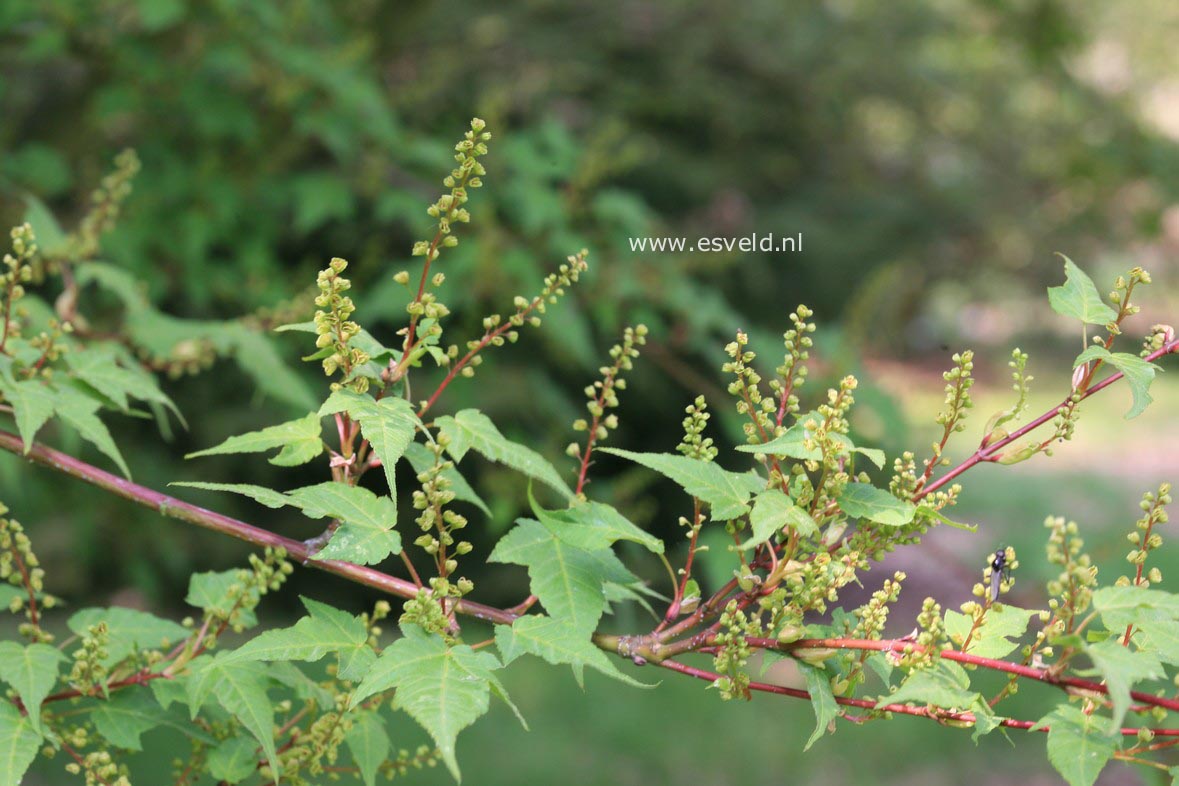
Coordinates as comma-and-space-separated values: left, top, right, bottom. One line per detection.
3, 1, 1179, 783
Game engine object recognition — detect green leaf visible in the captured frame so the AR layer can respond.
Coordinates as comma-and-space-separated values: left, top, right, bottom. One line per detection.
1074, 346, 1161, 419
185, 570, 258, 627
495, 615, 650, 688
968, 696, 1002, 743
351, 625, 522, 781
0, 378, 54, 452
837, 483, 916, 526
188, 654, 277, 779
345, 712, 390, 786
405, 442, 490, 516
1035, 705, 1117, 786
735, 423, 820, 460
1085, 638, 1164, 729
21, 194, 68, 257
600, 448, 764, 520
740, 490, 816, 550
944, 606, 1036, 659
437, 409, 572, 499
229, 596, 376, 682
92, 690, 215, 750
287, 482, 401, 565
171, 481, 291, 510
267, 661, 335, 708
489, 518, 635, 634
226, 326, 318, 411
1092, 585, 1179, 631
186, 411, 323, 467
68, 607, 189, 667
735, 422, 885, 469
797, 662, 839, 750
1047, 256, 1118, 326
0, 702, 40, 785
320, 389, 419, 496
206, 736, 258, 783
0, 641, 63, 734
66, 344, 178, 416
532, 495, 663, 554
52, 386, 130, 477
878, 660, 975, 709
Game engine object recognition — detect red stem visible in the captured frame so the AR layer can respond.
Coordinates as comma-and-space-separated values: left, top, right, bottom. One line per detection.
919, 338, 1179, 500
0, 430, 518, 627
655, 658, 1179, 737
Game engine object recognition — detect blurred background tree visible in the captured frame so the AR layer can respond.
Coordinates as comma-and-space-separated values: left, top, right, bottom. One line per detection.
4, 1, 1179, 782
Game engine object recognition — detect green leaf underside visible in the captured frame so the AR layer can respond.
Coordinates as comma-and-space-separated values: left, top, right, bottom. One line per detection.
351, 625, 521, 781
740, 490, 817, 550
736, 423, 885, 468
68, 607, 189, 667
229, 596, 376, 681
0, 378, 54, 451
489, 518, 637, 634
837, 483, 916, 526
878, 660, 976, 710
287, 482, 401, 565
53, 386, 131, 477
1047, 256, 1119, 326
532, 494, 663, 554
187, 654, 278, 779
495, 615, 649, 688
0, 702, 40, 786
1036, 705, 1118, 786
173, 480, 402, 565
1074, 345, 1161, 419
944, 606, 1036, 659
187, 411, 323, 466
92, 690, 216, 750
320, 390, 419, 497
797, 662, 839, 750
1085, 638, 1164, 729
206, 736, 259, 783
346, 712, 390, 786
600, 448, 764, 520
437, 409, 572, 499
0, 641, 64, 734
172, 481, 291, 509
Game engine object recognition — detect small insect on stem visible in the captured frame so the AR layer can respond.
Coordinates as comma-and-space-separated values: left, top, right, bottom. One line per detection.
988, 548, 1011, 603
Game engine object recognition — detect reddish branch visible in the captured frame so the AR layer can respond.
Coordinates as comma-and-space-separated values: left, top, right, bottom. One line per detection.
655, 659, 1179, 738
0, 430, 517, 627
1, 338, 1176, 739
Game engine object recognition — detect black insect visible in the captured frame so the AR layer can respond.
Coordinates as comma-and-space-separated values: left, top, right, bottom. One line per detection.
989, 548, 1010, 603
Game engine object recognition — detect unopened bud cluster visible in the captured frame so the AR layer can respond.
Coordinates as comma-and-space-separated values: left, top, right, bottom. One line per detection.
568, 324, 646, 459
723, 331, 773, 444
898, 598, 945, 670
770, 305, 815, 421
712, 600, 759, 700
1143, 324, 1176, 357
676, 395, 718, 461
1119, 483, 1170, 588
1, 223, 37, 344
0, 504, 57, 642
69, 148, 140, 263
314, 257, 370, 389
411, 118, 491, 264
68, 622, 110, 695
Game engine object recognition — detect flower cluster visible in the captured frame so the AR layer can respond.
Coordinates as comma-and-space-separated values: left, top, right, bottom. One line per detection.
313, 257, 370, 390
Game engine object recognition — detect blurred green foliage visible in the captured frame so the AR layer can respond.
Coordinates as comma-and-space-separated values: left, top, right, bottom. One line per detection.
4, 2, 1179, 783
2, 0, 1177, 659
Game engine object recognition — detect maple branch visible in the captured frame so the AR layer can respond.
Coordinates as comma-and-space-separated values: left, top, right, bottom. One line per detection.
0, 430, 518, 627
